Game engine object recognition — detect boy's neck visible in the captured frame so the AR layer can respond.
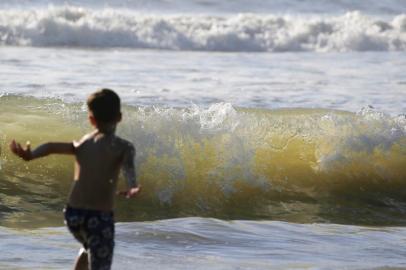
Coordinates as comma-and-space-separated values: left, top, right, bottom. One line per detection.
96, 123, 117, 134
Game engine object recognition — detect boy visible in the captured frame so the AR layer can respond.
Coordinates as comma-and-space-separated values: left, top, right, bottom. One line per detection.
10, 89, 141, 270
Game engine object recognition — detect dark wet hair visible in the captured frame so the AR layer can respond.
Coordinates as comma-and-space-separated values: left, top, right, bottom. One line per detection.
87, 89, 121, 123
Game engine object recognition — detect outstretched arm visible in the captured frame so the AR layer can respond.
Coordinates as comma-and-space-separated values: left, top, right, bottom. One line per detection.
10, 140, 74, 161
117, 144, 141, 198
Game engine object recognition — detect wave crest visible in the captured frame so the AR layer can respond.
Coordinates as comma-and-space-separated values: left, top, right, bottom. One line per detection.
1, 7, 406, 52
1, 97, 405, 225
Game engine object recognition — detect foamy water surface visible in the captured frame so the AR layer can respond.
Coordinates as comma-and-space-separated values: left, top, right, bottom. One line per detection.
1, 7, 406, 52
1, 219, 406, 269
1, 47, 405, 115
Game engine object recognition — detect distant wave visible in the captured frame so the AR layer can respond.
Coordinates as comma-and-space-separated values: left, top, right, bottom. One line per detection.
1, 0, 406, 15
0, 7, 405, 52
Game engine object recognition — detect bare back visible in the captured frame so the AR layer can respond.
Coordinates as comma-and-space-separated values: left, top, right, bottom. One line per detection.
68, 131, 135, 211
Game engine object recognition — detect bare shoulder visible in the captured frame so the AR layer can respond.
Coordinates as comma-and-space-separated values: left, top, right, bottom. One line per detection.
114, 136, 135, 153
73, 131, 97, 148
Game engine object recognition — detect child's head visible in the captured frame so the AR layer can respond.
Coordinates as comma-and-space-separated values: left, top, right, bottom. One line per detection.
87, 89, 121, 126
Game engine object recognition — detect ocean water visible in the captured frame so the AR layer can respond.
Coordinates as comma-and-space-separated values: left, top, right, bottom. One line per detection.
0, 0, 406, 269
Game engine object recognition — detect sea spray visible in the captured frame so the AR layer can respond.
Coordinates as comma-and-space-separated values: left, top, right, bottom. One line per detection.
1, 7, 406, 52
0, 96, 405, 227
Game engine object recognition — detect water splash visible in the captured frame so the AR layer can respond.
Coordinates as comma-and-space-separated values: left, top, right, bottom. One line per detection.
0, 96, 405, 226
1, 7, 406, 52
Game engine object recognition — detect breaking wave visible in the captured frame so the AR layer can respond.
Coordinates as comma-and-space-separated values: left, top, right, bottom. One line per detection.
0, 96, 405, 227
1, 7, 406, 52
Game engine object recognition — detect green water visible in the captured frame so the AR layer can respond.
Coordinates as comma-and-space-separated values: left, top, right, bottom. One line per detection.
1, 96, 405, 228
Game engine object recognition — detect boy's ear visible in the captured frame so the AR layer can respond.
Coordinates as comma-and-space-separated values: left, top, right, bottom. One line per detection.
89, 113, 97, 127
117, 112, 122, 123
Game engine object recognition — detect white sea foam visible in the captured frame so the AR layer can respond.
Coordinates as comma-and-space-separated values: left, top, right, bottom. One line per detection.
1, 0, 406, 15
315, 106, 406, 173
1, 7, 405, 52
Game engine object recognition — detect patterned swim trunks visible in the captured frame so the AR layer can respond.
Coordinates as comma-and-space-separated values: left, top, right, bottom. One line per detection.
64, 206, 115, 270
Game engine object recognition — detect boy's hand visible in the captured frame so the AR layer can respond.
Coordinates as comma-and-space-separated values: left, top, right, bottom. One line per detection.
10, 140, 32, 161
117, 185, 141, 199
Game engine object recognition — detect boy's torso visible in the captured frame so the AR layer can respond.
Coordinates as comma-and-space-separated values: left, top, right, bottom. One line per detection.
68, 131, 132, 211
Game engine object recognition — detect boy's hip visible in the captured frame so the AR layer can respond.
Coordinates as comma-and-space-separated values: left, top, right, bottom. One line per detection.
63, 205, 115, 242
64, 205, 114, 218
64, 205, 115, 268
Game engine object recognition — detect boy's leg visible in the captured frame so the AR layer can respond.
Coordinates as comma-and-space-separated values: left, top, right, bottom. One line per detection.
64, 207, 89, 270
74, 248, 89, 270
87, 213, 115, 270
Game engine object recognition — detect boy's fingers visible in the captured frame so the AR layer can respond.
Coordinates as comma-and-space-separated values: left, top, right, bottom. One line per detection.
9, 140, 17, 153
116, 188, 141, 198
127, 187, 141, 198
18, 144, 26, 157
116, 191, 128, 196
9, 141, 24, 157
130, 187, 141, 195
15, 143, 23, 155
10, 141, 30, 160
